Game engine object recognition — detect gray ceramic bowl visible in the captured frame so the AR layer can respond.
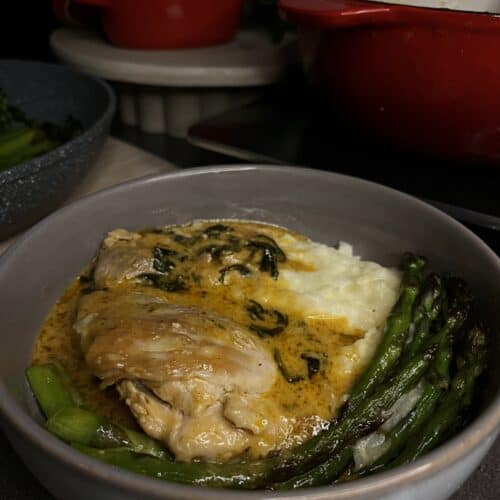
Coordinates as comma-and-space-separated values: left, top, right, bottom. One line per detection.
0, 60, 115, 240
0, 165, 498, 500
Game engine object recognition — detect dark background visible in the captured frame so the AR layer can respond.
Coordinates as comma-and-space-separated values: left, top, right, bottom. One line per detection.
2, 2, 58, 61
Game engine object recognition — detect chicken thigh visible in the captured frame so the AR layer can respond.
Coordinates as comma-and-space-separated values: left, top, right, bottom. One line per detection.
74, 289, 288, 461
70, 223, 399, 463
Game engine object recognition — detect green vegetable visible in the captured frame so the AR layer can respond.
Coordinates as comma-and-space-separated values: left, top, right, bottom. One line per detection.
403, 273, 444, 360
26, 363, 83, 418
360, 380, 442, 476
0, 127, 33, 145
27, 256, 489, 490
73, 444, 271, 489
0, 136, 59, 169
28, 363, 169, 460
47, 407, 170, 460
274, 275, 473, 487
0, 88, 81, 170
0, 127, 39, 155
377, 285, 474, 470
273, 446, 353, 490
430, 278, 472, 380
270, 347, 437, 483
29, 349, 436, 489
391, 326, 488, 466
343, 253, 426, 416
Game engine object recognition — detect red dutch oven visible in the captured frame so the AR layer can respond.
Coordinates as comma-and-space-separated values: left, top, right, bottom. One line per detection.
279, 0, 500, 163
53, 0, 244, 49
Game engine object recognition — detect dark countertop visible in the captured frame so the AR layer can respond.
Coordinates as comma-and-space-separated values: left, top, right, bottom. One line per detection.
2, 95, 500, 498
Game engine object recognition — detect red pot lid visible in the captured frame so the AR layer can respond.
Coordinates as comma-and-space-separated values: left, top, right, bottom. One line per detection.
359, 0, 500, 13
279, 0, 500, 29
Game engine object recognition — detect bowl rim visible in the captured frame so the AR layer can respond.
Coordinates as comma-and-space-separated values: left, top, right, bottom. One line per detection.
0, 164, 499, 498
0, 59, 116, 186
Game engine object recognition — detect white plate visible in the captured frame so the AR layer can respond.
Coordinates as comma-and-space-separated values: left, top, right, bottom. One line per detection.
51, 28, 297, 136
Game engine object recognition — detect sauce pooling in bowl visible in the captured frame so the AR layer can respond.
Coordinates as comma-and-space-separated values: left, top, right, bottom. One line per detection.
32, 220, 401, 462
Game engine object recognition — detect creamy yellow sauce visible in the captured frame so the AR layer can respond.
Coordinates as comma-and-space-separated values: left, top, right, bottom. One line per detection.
31, 280, 138, 428
31, 220, 377, 454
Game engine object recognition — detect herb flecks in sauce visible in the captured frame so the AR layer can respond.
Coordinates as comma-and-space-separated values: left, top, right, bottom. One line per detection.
274, 349, 305, 383
31, 220, 370, 455
219, 264, 251, 283
274, 350, 327, 384
152, 246, 183, 273
141, 273, 188, 292
203, 223, 233, 238
246, 299, 288, 338
301, 352, 328, 378
247, 234, 286, 279
138, 222, 288, 293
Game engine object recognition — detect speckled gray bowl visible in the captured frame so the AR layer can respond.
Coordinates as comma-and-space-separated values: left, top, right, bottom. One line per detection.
0, 165, 499, 500
0, 60, 115, 240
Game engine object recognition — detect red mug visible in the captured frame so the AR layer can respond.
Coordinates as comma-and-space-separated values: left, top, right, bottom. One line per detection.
54, 0, 244, 49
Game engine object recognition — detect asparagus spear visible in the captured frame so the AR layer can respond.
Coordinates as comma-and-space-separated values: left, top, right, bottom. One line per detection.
28, 363, 272, 486
274, 282, 473, 488
0, 88, 82, 170
35, 348, 435, 489
273, 280, 473, 488
390, 326, 487, 467
271, 346, 437, 483
47, 407, 170, 460
359, 380, 442, 476
272, 351, 436, 487
27, 295, 436, 488
26, 254, 430, 487
272, 446, 353, 490
342, 254, 426, 416
27, 266, 486, 490
26, 363, 83, 418
0, 137, 59, 169
28, 363, 170, 460
403, 274, 444, 360
0, 127, 39, 156
431, 278, 472, 379
362, 284, 472, 473
73, 444, 274, 489
286, 283, 476, 487
0, 127, 33, 145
